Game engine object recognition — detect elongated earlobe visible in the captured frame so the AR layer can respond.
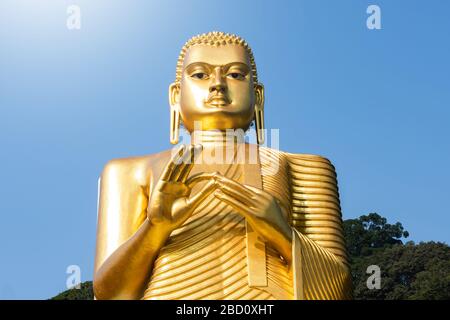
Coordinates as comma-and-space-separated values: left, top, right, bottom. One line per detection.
169, 83, 181, 144
170, 108, 180, 144
254, 84, 265, 145
255, 108, 265, 145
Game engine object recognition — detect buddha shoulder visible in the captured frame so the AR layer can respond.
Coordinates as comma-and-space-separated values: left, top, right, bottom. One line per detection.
259, 147, 336, 172
100, 149, 173, 187
280, 151, 337, 174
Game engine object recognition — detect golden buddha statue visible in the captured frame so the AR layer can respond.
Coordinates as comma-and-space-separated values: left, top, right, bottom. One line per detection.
93, 32, 352, 300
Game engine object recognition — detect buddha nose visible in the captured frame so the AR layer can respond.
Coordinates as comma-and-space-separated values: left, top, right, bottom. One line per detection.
209, 67, 227, 94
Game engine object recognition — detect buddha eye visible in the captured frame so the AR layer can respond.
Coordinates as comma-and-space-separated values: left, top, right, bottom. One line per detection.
191, 72, 209, 80
227, 72, 245, 80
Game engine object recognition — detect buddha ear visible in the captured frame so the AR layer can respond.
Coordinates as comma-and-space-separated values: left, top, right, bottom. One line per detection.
169, 82, 181, 108
254, 83, 265, 145
254, 83, 264, 111
169, 83, 181, 145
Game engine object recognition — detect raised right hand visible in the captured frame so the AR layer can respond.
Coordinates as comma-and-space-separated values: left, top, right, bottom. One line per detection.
146, 144, 218, 237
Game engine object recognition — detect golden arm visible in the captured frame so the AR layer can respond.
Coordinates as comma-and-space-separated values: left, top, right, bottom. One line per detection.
93, 158, 164, 300
94, 145, 219, 300
286, 153, 352, 299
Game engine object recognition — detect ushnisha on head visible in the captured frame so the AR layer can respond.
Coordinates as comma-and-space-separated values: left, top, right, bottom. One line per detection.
169, 31, 265, 145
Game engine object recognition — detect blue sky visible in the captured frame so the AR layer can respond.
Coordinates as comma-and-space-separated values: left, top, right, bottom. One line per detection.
0, 0, 449, 299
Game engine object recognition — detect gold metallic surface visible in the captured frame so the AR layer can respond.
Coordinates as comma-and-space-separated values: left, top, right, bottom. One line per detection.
93, 32, 352, 300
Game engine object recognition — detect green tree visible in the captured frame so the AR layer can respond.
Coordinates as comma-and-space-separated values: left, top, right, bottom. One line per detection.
343, 212, 409, 257
51, 281, 93, 300
351, 241, 450, 300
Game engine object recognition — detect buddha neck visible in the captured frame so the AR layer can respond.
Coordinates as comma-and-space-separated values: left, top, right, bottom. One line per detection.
187, 129, 259, 166
190, 130, 246, 147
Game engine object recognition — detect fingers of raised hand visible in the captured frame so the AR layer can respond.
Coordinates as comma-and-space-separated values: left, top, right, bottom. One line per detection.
161, 144, 186, 181
169, 145, 194, 182
175, 144, 202, 182
162, 144, 203, 182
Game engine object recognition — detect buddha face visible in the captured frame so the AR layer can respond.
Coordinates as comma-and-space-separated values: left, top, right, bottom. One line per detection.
169, 44, 264, 132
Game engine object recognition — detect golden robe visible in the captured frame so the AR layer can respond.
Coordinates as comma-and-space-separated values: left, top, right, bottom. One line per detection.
95, 145, 352, 300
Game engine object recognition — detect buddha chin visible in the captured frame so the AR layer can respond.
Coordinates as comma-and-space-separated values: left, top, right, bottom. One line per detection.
180, 108, 255, 132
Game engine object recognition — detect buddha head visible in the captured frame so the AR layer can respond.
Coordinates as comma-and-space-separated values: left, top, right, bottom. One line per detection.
169, 31, 265, 144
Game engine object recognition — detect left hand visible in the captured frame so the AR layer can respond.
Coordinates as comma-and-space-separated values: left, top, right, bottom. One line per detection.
211, 174, 293, 265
